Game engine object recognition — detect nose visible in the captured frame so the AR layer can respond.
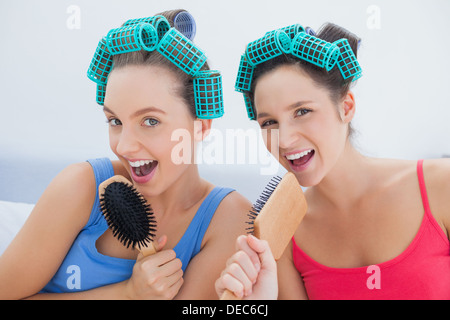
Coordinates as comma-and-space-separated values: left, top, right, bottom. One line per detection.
114, 126, 141, 157
278, 123, 299, 150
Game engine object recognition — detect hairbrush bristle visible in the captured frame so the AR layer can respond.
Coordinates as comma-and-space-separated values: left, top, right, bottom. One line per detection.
99, 181, 157, 250
246, 175, 282, 234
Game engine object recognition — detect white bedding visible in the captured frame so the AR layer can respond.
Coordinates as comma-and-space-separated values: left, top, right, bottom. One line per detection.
0, 200, 34, 255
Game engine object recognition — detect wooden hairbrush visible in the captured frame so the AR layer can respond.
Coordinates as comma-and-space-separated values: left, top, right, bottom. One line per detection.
99, 175, 157, 257
220, 172, 307, 300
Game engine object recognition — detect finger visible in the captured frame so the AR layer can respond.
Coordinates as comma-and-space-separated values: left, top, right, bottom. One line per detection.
235, 235, 261, 272
139, 249, 177, 271
230, 250, 259, 284
221, 273, 245, 298
247, 235, 276, 271
227, 262, 254, 296
155, 235, 168, 251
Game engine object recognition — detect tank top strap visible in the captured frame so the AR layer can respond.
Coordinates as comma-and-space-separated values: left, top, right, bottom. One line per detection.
85, 158, 115, 227
417, 159, 432, 219
173, 186, 234, 272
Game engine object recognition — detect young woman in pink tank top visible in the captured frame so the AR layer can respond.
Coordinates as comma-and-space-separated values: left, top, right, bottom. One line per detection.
216, 23, 450, 299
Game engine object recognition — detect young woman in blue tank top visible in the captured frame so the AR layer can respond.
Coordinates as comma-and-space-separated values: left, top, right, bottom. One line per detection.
0, 9, 250, 299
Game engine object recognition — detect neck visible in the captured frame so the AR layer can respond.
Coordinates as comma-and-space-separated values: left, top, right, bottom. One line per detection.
311, 142, 374, 213
147, 164, 210, 220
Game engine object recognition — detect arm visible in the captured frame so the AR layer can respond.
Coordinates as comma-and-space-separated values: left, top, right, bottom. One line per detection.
277, 241, 308, 300
0, 162, 96, 299
174, 191, 250, 299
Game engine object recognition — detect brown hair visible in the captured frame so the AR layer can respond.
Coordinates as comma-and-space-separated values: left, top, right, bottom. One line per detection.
110, 9, 210, 118
248, 23, 360, 137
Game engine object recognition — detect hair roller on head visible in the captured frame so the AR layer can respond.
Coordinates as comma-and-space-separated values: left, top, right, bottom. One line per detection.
243, 94, 256, 120
278, 24, 305, 40
291, 32, 340, 71
96, 84, 106, 105
123, 15, 171, 40
87, 38, 113, 85
235, 54, 254, 93
305, 26, 316, 36
106, 23, 158, 55
193, 70, 224, 119
157, 28, 207, 76
333, 39, 362, 81
174, 11, 196, 41
246, 30, 291, 67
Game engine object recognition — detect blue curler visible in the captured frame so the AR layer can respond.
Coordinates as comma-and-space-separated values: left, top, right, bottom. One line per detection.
174, 11, 196, 41
106, 23, 158, 55
246, 30, 291, 66
193, 70, 224, 119
96, 84, 106, 105
278, 24, 305, 40
123, 15, 171, 40
243, 93, 256, 120
87, 37, 113, 85
235, 54, 254, 92
305, 26, 316, 36
157, 28, 207, 76
333, 39, 362, 81
291, 32, 340, 71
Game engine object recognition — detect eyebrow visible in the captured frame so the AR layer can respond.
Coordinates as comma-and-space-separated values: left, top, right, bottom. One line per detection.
103, 106, 167, 117
256, 100, 313, 119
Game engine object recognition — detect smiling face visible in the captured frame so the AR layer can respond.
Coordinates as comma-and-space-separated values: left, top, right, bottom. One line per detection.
103, 65, 199, 197
254, 64, 354, 187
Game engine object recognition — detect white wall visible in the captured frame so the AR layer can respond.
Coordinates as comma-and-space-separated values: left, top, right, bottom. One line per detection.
1, 0, 450, 202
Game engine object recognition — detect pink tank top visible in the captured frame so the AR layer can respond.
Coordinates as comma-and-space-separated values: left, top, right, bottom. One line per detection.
292, 160, 450, 299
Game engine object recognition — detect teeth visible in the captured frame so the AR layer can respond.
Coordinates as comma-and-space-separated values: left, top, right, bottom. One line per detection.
128, 159, 154, 167
286, 149, 313, 160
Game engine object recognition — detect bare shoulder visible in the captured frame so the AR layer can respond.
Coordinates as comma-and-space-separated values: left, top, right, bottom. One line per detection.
33, 161, 97, 229
215, 190, 252, 225
422, 158, 450, 194
206, 190, 252, 241
422, 158, 450, 237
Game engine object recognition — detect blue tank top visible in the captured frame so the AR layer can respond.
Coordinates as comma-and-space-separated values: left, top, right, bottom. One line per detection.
41, 158, 234, 293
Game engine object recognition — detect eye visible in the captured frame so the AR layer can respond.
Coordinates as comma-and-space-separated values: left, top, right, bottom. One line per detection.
260, 119, 277, 128
107, 118, 122, 126
295, 108, 312, 117
143, 118, 159, 127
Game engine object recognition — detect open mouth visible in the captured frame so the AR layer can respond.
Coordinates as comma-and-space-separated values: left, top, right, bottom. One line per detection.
128, 159, 158, 181
286, 149, 315, 170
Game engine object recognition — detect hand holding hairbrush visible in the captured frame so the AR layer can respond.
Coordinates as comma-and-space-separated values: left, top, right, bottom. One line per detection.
220, 172, 307, 300
99, 175, 157, 257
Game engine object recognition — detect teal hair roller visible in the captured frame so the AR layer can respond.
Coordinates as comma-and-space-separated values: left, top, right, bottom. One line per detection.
277, 24, 305, 40
246, 30, 291, 67
333, 39, 362, 81
106, 23, 158, 55
97, 84, 106, 105
193, 70, 224, 119
157, 28, 207, 76
87, 38, 113, 85
291, 32, 340, 71
243, 93, 256, 120
235, 54, 254, 92
174, 11, 196, 41
123, 15, 170, 40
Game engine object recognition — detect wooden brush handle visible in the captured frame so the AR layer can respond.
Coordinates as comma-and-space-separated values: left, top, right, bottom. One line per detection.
139, 241, 157, 257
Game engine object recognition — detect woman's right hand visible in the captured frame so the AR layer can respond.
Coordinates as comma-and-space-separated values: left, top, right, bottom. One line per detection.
124, 235, 184, 300
215, 235, 278, 300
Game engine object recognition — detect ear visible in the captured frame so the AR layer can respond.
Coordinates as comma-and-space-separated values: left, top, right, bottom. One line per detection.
194, 119, 212, 141
339, 91, 356, 124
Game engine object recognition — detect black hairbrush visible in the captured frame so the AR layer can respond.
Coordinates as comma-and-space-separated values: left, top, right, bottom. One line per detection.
99, 175, 157, 256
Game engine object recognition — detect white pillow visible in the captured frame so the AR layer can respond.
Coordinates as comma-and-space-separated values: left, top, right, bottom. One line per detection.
0, 200, 34, 255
